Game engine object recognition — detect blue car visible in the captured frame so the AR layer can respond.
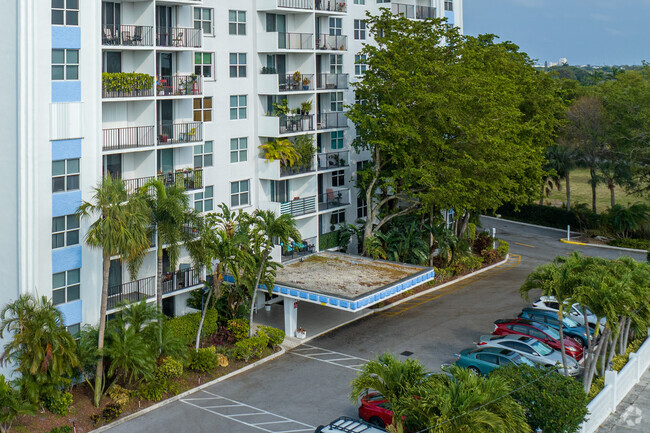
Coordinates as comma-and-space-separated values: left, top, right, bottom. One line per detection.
519, 307, 593, 347
454, 347, 536, 376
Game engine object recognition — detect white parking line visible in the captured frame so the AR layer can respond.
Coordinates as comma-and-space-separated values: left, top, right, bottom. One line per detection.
290, 344, 370, 371
180, 390, 314, 433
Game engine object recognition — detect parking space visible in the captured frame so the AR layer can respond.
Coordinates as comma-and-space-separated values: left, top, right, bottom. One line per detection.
290, 344, 370, 371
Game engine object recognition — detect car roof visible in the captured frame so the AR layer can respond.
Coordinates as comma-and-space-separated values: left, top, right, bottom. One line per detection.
317, 416, 386, 433
497, 318, 551, 330
489, 334, 536, 344
522, 307, 553, 315
470, 347, 517, 357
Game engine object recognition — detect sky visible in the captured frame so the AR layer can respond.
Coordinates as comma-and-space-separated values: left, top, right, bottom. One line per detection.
464, 0, 650, 66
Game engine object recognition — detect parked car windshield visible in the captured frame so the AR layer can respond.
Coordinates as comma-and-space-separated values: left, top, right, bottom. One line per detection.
511, 354, 536, 366
562, 316, 580, 328
539, 324, 561, 340
530, 339, 553, 356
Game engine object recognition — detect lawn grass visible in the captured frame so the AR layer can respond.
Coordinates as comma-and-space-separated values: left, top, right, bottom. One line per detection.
545, 168, 649, 213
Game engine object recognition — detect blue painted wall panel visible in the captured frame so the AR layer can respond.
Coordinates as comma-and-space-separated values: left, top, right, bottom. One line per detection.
56, 299, 83, 326
52, 190, 81, 217
52, 245, 82, 273
52, 27, 81, 49
52, 139, 82, 160
52, 82, 81, 103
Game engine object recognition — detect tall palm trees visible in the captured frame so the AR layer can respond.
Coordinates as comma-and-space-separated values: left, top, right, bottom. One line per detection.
77, 176, 150, 407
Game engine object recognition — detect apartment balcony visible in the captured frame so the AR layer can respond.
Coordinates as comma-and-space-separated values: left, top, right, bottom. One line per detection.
259, 114, 314, 137
107, 276, 155, 311
281, 236, 316, 262
259, 158, 316, 180
416, 5, 437, 19
279, 195, 317, 217
102, 25, 154, 47
158, 122, 203, 145
156, 27, 202, 49
102, 73, 154, 99
257, 0, 314, 11
258, 32, 314, 52
162, 267, 203, 295
315, 34, 347, 51
319, 187, 350, 211
317, 150, 349, 170
258, 72, 315, 94
315, 0, 347, 13
123, 175, 155, 195
103, 126, 155, 151
157, 168, 203, 191
316, 73, 348, 90
281, 158, 316, 177
317, 112, 348, 130
391, 3, 437, 20
156, 75, 202, 97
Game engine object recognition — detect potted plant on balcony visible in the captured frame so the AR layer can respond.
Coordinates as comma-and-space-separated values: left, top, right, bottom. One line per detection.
293, 134, 315, 172
157, 78, 168, 96
337, 2, 346, 12
295, 327, 306, 339
292, 71, 302, 90
259, 138, 301, 170
300, 99, 312, 115
302, 76, 311, 90
272, 99, 290, 117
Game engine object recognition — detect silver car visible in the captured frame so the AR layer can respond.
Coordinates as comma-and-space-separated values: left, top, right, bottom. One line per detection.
531, 296, 605, 331
477, 334, 580, 376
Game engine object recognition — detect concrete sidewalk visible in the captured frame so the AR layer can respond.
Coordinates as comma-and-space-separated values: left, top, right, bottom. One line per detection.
597, 367, 650, 432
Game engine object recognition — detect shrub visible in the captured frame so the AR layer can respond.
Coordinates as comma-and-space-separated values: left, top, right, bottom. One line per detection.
189, 346, 219, 372
612, 354, 628, 372
89, 413, 101, 426
227, 318, 250, 342
588, 376, 605, 400
45, 391, 73, 416
496, 239, 509, 257
433, 267, 453, 281
471, 232, 493, 255
155, 357, 184, 381
107, 384, 130, 407
449, 255, 483, 275
102, 403, 122, 421
492, 365, 588, 433
480, 248, 501, 265
626, 338, 644, 355
258, 326, 285, 347
49, 426, 73, 433
209, 325, 236, 346
233, 335, 270, 361
607, 238, 650, 249
164, 309, 218, 346
137, 380, 166, 402
102, 72, 155, 93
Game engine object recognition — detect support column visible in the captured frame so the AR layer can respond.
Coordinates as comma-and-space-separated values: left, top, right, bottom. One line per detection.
283, 296, 297, 337
255, 290, 266, 311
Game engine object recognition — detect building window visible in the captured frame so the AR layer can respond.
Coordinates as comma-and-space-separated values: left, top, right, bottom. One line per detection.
354, 0, 366, 4
52, 158, 80, 192
231, 180, 250, 207
229, 53, 247, 78
357, 160, 370, 171
330, 92, 343, 112
354, 20, 366, 40
194, 53, 213, 79
52, 215, 80, 249
52, 268, 80, 306
230, 138, 248, 163
377, 0, 391, 3
193, 8, 213, 35
230, 95, 247, 120
193, 97, 212, 122
329, 18, 342, 36
194, 186, 214, 213
194, 141, 213, 168
445, 1, 454, 11
357, 195, 368, 219
331, 131, 344, 149
229, 10, 246, 35
66, 323, 81, 337
52, 49, 79, 80
331, 209, 345, 225
52, 0, 78, 26
332, 169, 345, 187
355, 54, 368, 76
329, 55, 343, 74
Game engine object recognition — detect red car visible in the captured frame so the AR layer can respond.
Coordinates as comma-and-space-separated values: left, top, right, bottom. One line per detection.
358, 393, 393, 429
493, 318, 584, 361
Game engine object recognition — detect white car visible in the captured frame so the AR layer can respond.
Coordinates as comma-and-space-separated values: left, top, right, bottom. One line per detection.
532, 296, 605, 331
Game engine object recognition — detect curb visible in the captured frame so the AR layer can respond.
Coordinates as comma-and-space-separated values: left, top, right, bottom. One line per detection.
481, 215, 581, 234
560, 238, 647, 254
90, 347, 286, 433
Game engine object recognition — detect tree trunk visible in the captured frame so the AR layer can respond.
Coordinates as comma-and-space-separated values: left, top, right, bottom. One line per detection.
558, 306, 569, 376
157, 241, 163, 314
565, 172, 571, 211
622, 318, 632, 353
618, 317, 627, 355
94, 252, 111, 407
195, 268, 221, 350
539, 182, 545, 206
248, 250, 270, 338
609, 184, 615, 208
428, 208, 435, 267
590, 167, 597, 213
583, 327, 610, 393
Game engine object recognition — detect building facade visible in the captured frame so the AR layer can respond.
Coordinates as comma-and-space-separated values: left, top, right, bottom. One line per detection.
0, 0, 462, 376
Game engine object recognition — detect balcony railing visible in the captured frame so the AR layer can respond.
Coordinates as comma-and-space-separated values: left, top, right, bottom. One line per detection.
317, 150, 349, 170
316, 34, 347, 51
124, 176, 155, 195
162, 267, 203, 295
103, 126, 155, 151
282, 236, 316, 262
315, 0, 347, 12
278, 114, 314, 134
102, 75, 154, 98
158, 122, 203, 144
392, 3, 415, 19
157, 75, 202, 96
280, 195, 317, 217
281, 159, 316, 177
107, 276, 156, 311
156, 27, 202, 48
278, 0, 314, 8
416, 5, 437, 19
319, 188, 350, 210
279, 73, 315, 91
317, 112, 348, 129
157, 168, 203, 190
276, 32, 314, 50
317, 73, 348, 90
102, 25, 154, 47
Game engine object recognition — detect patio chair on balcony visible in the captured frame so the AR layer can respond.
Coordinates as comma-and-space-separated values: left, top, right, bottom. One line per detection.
103, 28, 116, 45
180, 127, 196, 142
132, 26, 143, 45
121, 30, 132, 45
172, 31, 184, 47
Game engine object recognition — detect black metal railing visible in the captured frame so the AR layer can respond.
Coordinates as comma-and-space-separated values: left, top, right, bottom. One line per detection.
279, 73, 315, 91
280, 195, 317, 216
281, 158, 315, 177
102, 80, 154, 98
278, 114, 314, 134
317, 112, 348, 129
315, 0, 347, 12
103, 126, 155, 151
157, 75, 202, 96
157, 168, 203, 190
319, 188, 350, 210
416, 5, 436, 19
276, 32, 313, 50
123, 176, 155, 195
392, 3, 415, 18
316, 34, 347, 51
161, 267, 203, 295
316, 73, 348, 90
317, 150, 349, 170
107, 276, 156, 311
278, 0, 314, 8
158, 122, 203, 144
281, 236, 316, 262
102, 24, 154, 46
156, 27, 202, 48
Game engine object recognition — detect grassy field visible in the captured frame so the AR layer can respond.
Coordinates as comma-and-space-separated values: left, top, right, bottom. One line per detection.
545, 168, 649, 212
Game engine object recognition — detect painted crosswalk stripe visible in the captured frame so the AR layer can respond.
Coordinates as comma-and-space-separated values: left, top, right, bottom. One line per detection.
290, 344, 370, 371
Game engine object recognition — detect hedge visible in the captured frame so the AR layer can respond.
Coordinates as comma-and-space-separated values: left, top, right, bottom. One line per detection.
164, 309, 218, 346
319, 230, 339, 250
607, 238, 650, 249
495, 203, 585, 230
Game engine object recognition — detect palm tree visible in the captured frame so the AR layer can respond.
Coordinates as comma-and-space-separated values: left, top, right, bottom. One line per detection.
604, 203, 650, 238
77, 175, 151, 407
0, 374, 35, 433
547, 143, 576, 210
246, 210, 301, 337
350, 353, 428, 431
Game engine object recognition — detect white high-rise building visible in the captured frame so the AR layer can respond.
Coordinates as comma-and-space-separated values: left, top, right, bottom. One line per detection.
0, 0, 462, 376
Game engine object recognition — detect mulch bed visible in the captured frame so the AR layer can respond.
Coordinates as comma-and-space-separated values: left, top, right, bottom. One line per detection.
13, 348, 280, 433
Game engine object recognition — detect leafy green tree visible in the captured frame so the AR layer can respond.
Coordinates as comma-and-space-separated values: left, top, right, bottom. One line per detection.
0, 375, 35, 433
77, 176, 151, 407
491, 365, 588, 433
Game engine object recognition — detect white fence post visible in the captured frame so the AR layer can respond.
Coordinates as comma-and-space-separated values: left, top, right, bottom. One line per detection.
605, 370, 618, 414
